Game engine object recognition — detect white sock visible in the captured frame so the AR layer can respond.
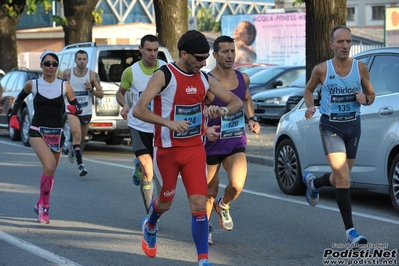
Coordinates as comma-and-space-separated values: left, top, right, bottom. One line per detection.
219, 198, 229, 209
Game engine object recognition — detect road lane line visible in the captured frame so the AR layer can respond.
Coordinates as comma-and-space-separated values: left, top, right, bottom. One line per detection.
225, 185, 399, 226
1, 139, 398, 264
0, 231, 82, 265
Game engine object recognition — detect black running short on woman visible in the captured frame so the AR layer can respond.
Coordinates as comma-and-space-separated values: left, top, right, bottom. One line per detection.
319, 114, 361, 159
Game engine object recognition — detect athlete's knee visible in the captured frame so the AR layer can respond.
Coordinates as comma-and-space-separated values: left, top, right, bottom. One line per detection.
188, 195, 207, 212
156, 199, 172, 212
331, 172, 350, 188
43, 162, 57, 176
230, 178, 246, 194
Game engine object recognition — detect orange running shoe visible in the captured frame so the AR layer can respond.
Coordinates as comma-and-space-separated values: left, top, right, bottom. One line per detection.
141, 217, 157, 258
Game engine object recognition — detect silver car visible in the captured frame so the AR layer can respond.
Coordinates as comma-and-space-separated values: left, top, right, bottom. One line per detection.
273, 47, 399, 213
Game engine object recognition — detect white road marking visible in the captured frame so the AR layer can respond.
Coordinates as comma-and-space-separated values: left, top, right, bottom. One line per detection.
1, 139, 398, 265
0, 231, 82, 265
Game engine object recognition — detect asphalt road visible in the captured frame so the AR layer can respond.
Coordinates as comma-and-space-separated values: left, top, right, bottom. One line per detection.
0, 128, 398, 266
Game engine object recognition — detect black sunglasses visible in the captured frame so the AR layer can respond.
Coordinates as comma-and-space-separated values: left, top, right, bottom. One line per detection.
42, 61, 59, 67
189, 53, 210, 62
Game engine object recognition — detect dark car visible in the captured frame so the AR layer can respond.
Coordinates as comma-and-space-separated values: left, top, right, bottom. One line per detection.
274, 46, 399, 213
248, 65, 305, 95
0, 68, 41, 145
252, 74, 306, 122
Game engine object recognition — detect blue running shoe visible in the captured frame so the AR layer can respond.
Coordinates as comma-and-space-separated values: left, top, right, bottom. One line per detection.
302, 172, 319, 206
132, 158, 142, 186
347, 228, 367, 248
141, 217, 157, 258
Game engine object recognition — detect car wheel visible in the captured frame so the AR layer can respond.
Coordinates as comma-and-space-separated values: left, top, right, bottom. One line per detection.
388, 153, 399, 213
62, 114, 72, 155
105, 138, 123, 145
274, 138, 305, 195
20, 108, 31, 147
8, 117, 21, 141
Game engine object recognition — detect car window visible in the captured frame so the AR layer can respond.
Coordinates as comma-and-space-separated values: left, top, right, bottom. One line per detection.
278, 69, 306, 87
58, 53, 73, 79
157, 51, 168, 63
250, 68, 286, 84
0, 72, 11, 89
289, 74, 306, 87
14, 73, 27, 92
243, 67, 267, 77
4, 73, 18, 92
99, 49, 143, 82
354, 55, 370, 65
368, 55, 399, 96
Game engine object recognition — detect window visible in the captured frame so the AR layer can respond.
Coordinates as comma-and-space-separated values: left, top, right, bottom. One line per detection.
372, 6, 384, 20
347, 7, 355, 21
368, 55, 399, 95
57, 54, 72, 79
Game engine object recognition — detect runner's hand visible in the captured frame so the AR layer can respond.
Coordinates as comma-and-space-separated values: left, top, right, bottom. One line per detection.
167, 120, 190, 134
206, 125, 221, 141
67, 105, 82, 115
248, 120, 260, 133
9, 115, 19, 130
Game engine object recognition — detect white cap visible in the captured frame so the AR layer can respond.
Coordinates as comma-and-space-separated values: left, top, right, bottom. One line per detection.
40, 50, 58, 63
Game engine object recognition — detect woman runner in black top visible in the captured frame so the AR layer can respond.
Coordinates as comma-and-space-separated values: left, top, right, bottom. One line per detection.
9, 50, 82, 224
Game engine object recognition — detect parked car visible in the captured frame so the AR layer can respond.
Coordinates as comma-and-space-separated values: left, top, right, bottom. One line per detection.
241, 66, 269, 77
233, 62, 276, 73
56, 42, 173, 152
248, 65, 305, 95
273, 47, 399, 213
252, 74, 306, 122
0, 68, 41, 146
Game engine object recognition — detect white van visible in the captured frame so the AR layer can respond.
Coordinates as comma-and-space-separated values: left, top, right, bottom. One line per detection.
56, 42, 173, 150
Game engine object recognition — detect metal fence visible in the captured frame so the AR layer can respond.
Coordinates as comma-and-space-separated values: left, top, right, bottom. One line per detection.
350, 44, 384, 57
18, 52, 42, 70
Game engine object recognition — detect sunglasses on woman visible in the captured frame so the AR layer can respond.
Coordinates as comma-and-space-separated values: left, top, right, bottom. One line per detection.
189, 53, 210, 62
42, 61, 59, 67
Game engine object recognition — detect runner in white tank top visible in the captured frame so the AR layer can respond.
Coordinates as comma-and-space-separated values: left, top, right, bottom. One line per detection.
62, 49, 103, 176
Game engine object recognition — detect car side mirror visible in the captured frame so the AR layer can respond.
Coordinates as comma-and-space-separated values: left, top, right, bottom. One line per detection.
273, 80, 283, 88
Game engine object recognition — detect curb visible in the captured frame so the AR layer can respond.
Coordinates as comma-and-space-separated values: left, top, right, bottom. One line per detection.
246, 154, 273, 167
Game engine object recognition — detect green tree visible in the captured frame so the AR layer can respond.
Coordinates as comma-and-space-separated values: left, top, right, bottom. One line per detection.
295, 0, 347, 81
154, 0, 188, 60
0, 0, 101, 71
196, 7, 220, 32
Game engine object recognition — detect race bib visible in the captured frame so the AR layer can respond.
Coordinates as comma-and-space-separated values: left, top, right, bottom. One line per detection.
220, 109, 245, 139
74, 91, 89, 108
329, 94, 357, 122
38, 127, 63, 152
173, 103, 202, 138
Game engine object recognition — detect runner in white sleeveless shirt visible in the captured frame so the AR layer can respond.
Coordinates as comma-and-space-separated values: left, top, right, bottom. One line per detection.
62, 50, 103, 176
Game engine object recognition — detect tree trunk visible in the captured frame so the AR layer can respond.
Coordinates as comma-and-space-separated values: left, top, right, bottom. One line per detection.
0, 0, 26, 72
62, 0, 100, 45
305, 0, 346, 82
154, 0, 188, 61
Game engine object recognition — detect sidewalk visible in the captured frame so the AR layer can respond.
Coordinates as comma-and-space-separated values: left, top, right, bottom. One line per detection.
245, 125, 275, 167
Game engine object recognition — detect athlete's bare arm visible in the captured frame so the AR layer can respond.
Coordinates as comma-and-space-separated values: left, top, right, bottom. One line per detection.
90, 71, 104, 98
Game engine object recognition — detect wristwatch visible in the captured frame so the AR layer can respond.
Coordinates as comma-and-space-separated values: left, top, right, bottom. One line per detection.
248, 116, 257, 122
